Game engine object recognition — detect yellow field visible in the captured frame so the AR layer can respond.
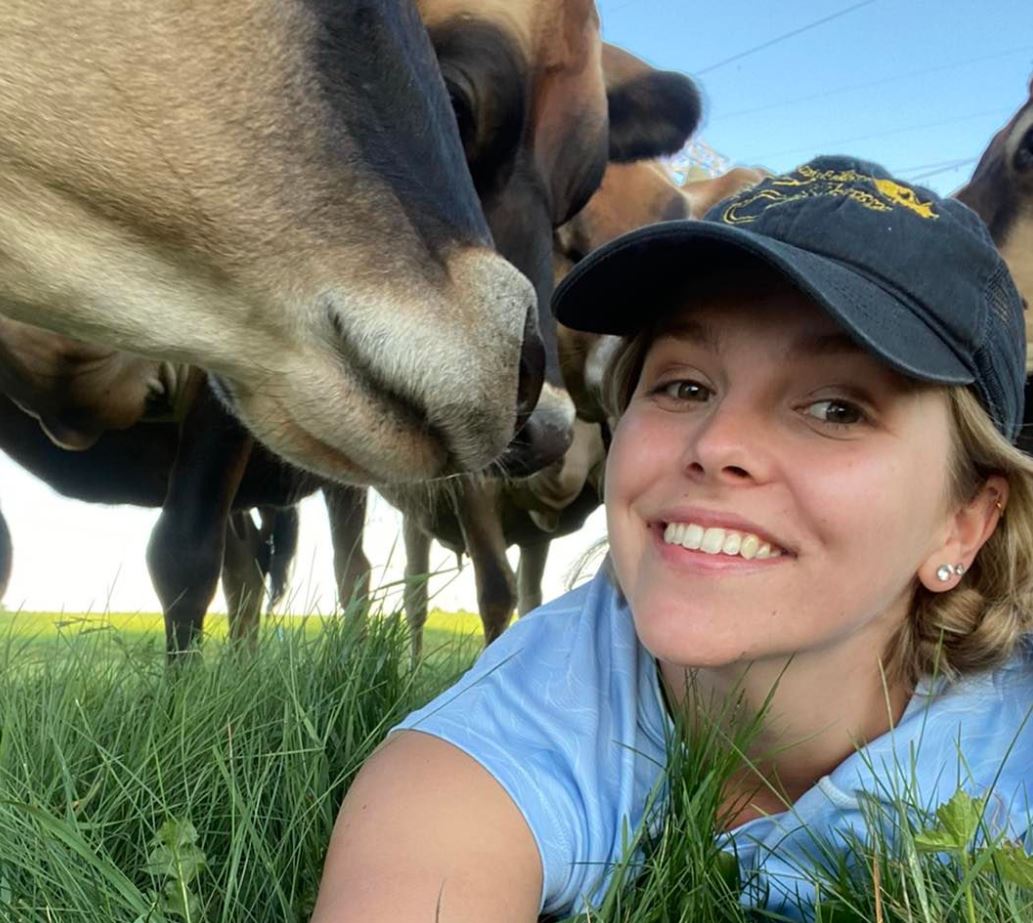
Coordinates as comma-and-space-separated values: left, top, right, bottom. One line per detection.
0, 607, 484, 641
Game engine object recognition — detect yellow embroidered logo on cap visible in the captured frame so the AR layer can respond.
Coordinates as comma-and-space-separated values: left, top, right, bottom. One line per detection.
721, 165, 939, 224
872, 179, 938, 219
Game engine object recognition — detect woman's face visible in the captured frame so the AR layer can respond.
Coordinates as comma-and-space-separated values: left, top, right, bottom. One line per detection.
606, 288, 960, 675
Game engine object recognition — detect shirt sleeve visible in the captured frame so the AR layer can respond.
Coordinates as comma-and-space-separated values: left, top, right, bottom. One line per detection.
392, 577, 668, 916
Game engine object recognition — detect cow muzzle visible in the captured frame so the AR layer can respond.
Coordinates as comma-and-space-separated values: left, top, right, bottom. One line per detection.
496, 382, 576, 478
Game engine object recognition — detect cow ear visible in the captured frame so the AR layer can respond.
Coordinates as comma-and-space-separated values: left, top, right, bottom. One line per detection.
603, 43, 701, 163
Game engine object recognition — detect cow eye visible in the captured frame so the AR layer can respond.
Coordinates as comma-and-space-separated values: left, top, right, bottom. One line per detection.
446, 82, 477, 155
1015, 126, 1033, 173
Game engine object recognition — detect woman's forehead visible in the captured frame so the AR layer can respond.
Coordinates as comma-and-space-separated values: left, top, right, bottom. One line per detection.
641, 292, 928, 395
649, 288, 847, 351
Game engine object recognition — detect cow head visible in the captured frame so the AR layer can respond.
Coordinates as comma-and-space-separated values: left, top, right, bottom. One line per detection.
0, 0, 547, 484
955, 75, 1033, 325
419, 2, 701, 473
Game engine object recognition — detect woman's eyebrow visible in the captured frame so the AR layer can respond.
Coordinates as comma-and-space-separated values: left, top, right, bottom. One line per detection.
656, 318, 719, 350
785, 331, 864, 358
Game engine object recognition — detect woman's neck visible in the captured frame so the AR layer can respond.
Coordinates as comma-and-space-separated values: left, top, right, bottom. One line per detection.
660, 646, 912, 828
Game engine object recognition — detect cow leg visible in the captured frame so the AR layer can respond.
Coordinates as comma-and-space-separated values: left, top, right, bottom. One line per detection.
0, 506, 11, 602
260, 506, 299, 612
323, 485, 371, 614
222, 510, 266, 649
454, 482, 515, 646
146, 388, 253, 659
402, 515, 432, 662
516, 541, 550, 616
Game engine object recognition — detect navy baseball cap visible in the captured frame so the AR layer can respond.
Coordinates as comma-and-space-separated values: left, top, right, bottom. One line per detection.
552, 155, 1027, 441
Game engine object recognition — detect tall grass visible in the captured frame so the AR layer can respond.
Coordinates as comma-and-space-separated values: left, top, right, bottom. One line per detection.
0, 613, 1028, 922
0, 614, 475, 922
560, 697, 1033, 923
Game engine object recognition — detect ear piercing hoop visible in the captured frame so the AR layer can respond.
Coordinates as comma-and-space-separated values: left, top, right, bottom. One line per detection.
936, 563, 966, 582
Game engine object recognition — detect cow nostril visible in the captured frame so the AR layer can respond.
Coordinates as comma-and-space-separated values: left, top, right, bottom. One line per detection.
516, 301, 545, 418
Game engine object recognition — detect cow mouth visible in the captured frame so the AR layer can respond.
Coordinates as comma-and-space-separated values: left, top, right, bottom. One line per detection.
322, 302, 553, 478
211, 284, 550, 482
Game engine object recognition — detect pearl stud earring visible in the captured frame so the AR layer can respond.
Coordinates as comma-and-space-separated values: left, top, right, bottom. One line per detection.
936, 563, 965, 582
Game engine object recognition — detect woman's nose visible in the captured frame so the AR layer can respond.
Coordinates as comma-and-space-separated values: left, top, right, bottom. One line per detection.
683, 397, 769, 485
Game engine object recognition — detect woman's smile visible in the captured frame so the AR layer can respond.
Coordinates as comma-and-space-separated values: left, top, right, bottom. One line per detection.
653, 523, 789, 573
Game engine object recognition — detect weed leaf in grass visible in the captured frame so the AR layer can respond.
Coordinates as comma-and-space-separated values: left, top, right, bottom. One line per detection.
144, 819, 207, 884
144, 819, 208, 922
992, 841, 1033, 891
161, 878, 204, 921
913, 789, 985, 854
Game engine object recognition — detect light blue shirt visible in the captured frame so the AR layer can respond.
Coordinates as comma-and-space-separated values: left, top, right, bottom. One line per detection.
394, 571, 1033, 919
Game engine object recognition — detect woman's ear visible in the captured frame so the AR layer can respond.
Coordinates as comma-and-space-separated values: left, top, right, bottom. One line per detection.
917, 475, 1008, 592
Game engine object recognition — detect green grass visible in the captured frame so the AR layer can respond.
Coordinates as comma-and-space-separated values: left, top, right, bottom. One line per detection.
0, 611, 476, 922
0, 611, 1027, 922
559, 704, 1033, 923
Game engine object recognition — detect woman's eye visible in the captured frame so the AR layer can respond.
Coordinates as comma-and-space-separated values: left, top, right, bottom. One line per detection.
803, 399, 865, 426
658, 379, 711, 402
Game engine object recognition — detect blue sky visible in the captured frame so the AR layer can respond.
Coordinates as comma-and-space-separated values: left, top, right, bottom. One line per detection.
4, 1, 1033, 614
599, 0, 1033, 194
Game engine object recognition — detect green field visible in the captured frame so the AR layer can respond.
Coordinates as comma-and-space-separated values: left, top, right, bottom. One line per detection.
0, 610, 1027, 922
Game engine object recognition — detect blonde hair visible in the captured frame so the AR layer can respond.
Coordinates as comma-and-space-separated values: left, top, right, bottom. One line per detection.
602, 332, 1033, 687
898, 388, 1033, 684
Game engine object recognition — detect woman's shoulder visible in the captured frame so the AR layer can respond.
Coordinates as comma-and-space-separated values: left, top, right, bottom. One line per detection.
398, 569, 658, 733
902, 636, 1033, 752
431, 570, 641, 688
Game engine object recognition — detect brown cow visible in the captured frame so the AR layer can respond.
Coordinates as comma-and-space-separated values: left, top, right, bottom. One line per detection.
955, 77, 1033, 451
421, 6, 701, 439
1, 15, 701, 653
1, 0, 544, 485
955, 77, 1033, 326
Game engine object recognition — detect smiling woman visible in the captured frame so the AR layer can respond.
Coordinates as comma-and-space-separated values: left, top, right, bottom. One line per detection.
308, 156, 1033, 922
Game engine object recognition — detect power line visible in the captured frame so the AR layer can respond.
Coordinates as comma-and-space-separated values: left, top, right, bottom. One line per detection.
696, 0, 878, 76
709, 45, 1033, 122
905, 157, 979, 183
894, 156, 979, 176
751, 106, 1012, 163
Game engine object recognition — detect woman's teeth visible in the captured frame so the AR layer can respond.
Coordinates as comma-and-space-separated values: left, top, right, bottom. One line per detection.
662, 522, 783, 560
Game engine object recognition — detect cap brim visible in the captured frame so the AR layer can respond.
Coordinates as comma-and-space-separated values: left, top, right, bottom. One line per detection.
552, 220, 976, 387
